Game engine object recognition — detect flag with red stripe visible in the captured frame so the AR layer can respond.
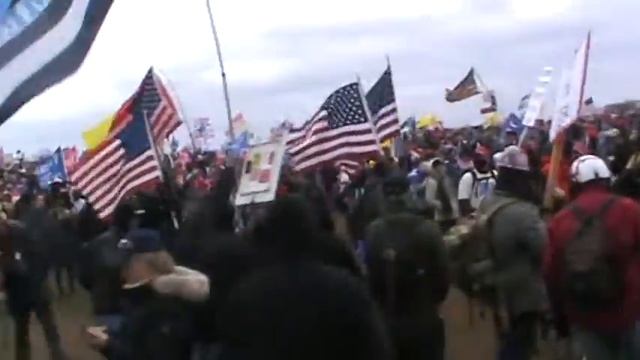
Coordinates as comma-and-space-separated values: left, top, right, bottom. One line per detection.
366, 66, 400, 143
70, 100, 162, 219
287, 83, 379, 172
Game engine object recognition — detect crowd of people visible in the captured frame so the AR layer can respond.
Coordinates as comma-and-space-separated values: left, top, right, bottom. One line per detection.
0, 112, 639, 360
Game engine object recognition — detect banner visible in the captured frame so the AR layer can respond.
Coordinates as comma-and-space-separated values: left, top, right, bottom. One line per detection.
235, 138, 286, 206
37, 147, 67, 189
522, 67, 553, 127
550, 33, 591, 141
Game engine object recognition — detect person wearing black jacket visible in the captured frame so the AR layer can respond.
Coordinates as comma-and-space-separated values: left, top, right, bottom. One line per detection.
78, 203, 135, 334
0, 219, 67, 360
86, 229, 207, 360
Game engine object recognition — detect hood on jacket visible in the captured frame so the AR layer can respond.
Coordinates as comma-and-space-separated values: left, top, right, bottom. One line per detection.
151, 266, 210, 302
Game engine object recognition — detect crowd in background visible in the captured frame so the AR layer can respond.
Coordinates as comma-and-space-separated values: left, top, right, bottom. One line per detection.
0, 108, 638, 360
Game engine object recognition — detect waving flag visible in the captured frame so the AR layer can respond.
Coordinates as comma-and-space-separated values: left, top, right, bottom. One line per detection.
37, 147, 67, 189
550, 32, 591, 141
287, 83, 379, 172
366, 66, 400, 143
445, 68, 482, 102
0, 0, 113, 126
70, 108, 162, 220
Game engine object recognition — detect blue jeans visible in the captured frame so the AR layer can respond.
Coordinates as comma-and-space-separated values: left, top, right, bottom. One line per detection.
573, 323, 640, 359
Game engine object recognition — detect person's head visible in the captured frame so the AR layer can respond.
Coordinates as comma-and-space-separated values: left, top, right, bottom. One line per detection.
112, 202, 135, 235
34, 193, 47, 209
494, 146, 538, 203
472, 153, 490, 173
570, 155, 612, 196
250, 194, 319, 257
505, 130, 519, 146
217, 263, 391, 360
119, 229, 174, 285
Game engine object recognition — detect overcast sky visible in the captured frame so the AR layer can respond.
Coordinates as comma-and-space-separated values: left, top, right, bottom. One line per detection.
2, 0, 639, 152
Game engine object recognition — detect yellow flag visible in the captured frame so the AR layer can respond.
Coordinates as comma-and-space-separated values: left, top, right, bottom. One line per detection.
417, 114, 441, 129
82, 114, 115, 150
483, 112, 503, 128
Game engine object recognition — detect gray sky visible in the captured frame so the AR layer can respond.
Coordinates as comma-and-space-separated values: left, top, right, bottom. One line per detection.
2, 0, 639, 152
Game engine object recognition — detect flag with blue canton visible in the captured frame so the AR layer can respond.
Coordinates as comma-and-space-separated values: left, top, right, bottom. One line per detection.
70, 106, 162, 220
287, 82, 379, 172
366, 66, 400, 142
321, 83, 368, 129
37, 147, 67, 189
133, 68, 181, 142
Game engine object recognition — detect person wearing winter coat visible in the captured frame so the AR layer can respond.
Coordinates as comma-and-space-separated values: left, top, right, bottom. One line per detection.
86, 228, 209, 360
423, 158, 459, 233
365, 212, 449, 360
0, 219, 67, 360
478, 146, 548, 360
545, 155, 640, 359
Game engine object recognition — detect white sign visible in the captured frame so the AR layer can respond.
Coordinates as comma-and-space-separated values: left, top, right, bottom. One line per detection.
234, 138, 286, 206
550, 34, 590, 141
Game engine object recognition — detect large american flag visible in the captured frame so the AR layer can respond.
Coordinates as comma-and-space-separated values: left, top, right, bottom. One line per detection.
70, 68, 180, 219
287, 83, 379, 172
366, 66, 400, 143
108, 68, 181, 144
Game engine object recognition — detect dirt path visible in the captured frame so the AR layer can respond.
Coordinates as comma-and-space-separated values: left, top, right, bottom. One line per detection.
1, 287, 559, 360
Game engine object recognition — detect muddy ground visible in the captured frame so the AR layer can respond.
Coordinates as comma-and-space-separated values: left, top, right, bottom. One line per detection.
0, 286, 558, 359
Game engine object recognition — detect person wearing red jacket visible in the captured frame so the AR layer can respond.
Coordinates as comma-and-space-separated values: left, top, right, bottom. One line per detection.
545, 155, 640, 359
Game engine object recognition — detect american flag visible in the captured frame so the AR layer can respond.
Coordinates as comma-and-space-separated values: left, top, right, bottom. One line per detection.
109, 68, 182, 143
366, 66, 400, 143
69, 69, 179, 219
287, 83, 379, 172
334, 159, 362, 175
70, 111, 162, 219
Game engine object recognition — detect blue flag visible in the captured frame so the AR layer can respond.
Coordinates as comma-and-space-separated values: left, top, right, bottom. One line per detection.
503, 113, 525, 135
37, 147, 67, 189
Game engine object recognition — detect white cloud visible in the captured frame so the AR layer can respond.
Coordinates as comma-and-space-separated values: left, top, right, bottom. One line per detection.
1, 0, 638, 152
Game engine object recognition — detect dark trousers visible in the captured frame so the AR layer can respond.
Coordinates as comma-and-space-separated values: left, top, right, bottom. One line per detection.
12, 288, 65, 360
54, 265, 75, 295
498, 312, 539, 360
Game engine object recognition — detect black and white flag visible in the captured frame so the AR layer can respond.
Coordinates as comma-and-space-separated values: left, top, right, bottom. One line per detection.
0, 0, 113, 126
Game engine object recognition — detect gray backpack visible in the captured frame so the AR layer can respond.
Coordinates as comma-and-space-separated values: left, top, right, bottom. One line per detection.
563, 197, 624, 311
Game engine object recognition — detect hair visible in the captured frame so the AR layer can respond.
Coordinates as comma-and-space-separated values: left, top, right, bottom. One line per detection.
217, 263, 391, 360
495, 167, 540, 204
134, 250, 176, 276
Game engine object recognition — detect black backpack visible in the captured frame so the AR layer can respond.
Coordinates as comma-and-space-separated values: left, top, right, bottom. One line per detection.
563, 196, 625, 311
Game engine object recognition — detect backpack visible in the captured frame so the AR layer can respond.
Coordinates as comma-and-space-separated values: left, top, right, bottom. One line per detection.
563, 196, 624, 311
449, 198, 519, 305
468, 170, 497, 203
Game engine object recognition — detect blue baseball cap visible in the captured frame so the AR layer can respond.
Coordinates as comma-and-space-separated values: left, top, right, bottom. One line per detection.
118, 229, 164, 255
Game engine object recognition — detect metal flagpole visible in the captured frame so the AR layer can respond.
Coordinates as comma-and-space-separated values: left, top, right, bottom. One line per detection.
356, 75, 383, 154
142, 110, 180, 230
206, 0, 235, 141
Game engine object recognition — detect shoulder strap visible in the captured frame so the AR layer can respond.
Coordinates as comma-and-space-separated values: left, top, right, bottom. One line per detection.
478, 198, 520, 227
570, 196, 619, 223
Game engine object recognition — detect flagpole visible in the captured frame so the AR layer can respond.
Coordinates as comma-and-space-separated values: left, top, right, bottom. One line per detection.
206, 0, 235, 141
356, 75, 383, 154
143, 110, 180, 230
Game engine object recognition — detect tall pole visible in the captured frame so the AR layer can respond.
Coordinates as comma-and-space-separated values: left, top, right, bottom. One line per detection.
206, 0, 235, 141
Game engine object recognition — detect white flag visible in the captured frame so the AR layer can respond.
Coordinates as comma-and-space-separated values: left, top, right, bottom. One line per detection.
549, 33, 591, 141
522, 67, 553, 127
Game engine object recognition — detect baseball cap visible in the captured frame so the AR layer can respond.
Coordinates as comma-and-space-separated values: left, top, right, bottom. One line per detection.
118, 229, 164, 255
